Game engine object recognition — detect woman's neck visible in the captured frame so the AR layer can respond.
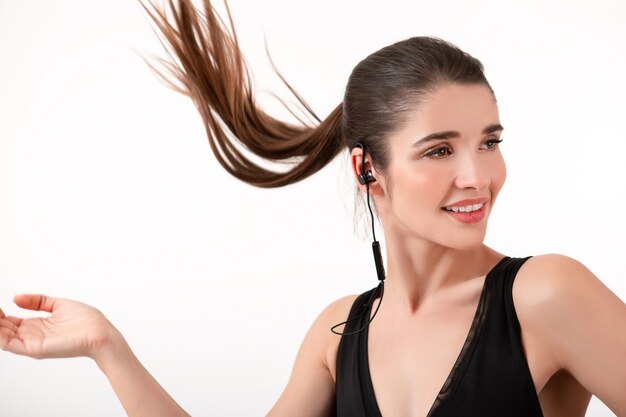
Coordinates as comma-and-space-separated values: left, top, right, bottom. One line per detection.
381, 235, 504, 313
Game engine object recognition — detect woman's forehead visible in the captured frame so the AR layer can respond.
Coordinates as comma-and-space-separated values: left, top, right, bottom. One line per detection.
396, 83, 500, 144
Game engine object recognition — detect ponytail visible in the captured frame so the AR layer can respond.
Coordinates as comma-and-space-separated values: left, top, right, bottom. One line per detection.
140, 0, 344, 187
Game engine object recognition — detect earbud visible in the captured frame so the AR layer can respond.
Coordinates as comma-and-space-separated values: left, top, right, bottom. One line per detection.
357, 170, 376, 185
354, 142, 376, 185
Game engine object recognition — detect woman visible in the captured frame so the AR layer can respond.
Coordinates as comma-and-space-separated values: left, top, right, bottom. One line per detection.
1, 1, 625, 416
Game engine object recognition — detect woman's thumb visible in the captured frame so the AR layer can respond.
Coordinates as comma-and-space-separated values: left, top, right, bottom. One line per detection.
14, 294, 58, 313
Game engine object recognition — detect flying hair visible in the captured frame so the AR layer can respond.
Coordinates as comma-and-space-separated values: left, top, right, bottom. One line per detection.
139, 0, 343, 188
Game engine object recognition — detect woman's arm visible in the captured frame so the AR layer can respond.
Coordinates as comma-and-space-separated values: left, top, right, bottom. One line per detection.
515, 254, 626, 416
0, 295, 190, 417
94, 327, 191, 417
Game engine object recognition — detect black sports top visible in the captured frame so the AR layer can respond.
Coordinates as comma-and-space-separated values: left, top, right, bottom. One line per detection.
335, 256, 544, 417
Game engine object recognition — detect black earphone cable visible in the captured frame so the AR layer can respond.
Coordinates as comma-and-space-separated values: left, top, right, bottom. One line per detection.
366, 181, 377, 242
330, 279, 384, 336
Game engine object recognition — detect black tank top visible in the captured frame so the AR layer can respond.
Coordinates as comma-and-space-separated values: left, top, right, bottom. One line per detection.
335, 256, 544, 417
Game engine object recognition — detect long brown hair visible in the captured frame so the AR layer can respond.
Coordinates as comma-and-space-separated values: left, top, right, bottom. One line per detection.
140, 0, 492, 188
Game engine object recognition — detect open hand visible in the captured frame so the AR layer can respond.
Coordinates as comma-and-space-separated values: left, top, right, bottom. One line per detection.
0, 295, 115, 360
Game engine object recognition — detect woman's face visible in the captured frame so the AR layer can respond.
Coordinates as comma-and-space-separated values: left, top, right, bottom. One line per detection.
375, 82, 506, 250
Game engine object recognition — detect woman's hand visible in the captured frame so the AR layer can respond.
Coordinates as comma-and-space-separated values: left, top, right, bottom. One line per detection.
1, 295, 191, 417
0, 294, 116, 360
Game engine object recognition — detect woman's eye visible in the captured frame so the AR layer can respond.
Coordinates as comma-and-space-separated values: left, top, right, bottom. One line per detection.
424, 145, 452, 158
481, 137, 503, 149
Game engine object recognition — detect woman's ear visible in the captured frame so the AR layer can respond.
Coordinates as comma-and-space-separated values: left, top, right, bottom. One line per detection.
349, 147, 384, 196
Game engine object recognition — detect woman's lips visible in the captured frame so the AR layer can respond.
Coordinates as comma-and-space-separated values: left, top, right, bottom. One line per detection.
441, 203, 487, 224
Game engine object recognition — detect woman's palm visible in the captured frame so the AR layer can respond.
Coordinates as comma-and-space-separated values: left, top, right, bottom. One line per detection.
0, 295, 112, 359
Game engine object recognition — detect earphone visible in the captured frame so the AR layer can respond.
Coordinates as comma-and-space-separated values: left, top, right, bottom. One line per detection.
331, 142, 386, 336
357, 166, 376, 185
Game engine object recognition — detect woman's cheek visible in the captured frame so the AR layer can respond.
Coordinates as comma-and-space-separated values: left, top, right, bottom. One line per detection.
490, 155, 507, 200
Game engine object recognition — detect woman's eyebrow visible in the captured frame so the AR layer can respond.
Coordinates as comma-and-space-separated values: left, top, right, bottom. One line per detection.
412, 123, 504, 147
484, 123, 505, 134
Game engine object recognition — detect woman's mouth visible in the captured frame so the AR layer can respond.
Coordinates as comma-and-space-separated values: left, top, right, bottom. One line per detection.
441, 202, 487, 223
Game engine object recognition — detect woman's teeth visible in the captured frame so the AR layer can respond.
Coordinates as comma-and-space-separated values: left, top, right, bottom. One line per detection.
443, 203, 483, 213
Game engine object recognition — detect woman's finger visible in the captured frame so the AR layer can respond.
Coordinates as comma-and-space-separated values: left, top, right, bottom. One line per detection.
0, 317, 19, 333
14, 294, 58, 313
0, 326, 17, 346
0, 331, 27, 356
0, 308, 5, 319
1, 316, 23, 326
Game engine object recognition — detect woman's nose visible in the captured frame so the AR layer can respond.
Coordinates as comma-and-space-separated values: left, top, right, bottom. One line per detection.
453, 153, 490, 190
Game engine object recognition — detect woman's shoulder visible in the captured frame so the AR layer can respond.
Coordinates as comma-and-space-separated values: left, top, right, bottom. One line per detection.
311, 293, 361, 336
512, 253, 601, 319
296, 294, 361, 347
514, 253, 596, 301
296, 293, 361, 380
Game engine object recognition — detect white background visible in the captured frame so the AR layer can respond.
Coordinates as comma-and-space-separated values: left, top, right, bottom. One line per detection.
1, 0, 625, 416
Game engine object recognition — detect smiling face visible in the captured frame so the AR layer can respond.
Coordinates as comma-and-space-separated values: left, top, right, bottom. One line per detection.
373, 82, 506, 250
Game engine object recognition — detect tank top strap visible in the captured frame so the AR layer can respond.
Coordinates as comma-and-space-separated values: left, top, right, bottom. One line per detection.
499, 256, 533, 335
336, 287, 380, 417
